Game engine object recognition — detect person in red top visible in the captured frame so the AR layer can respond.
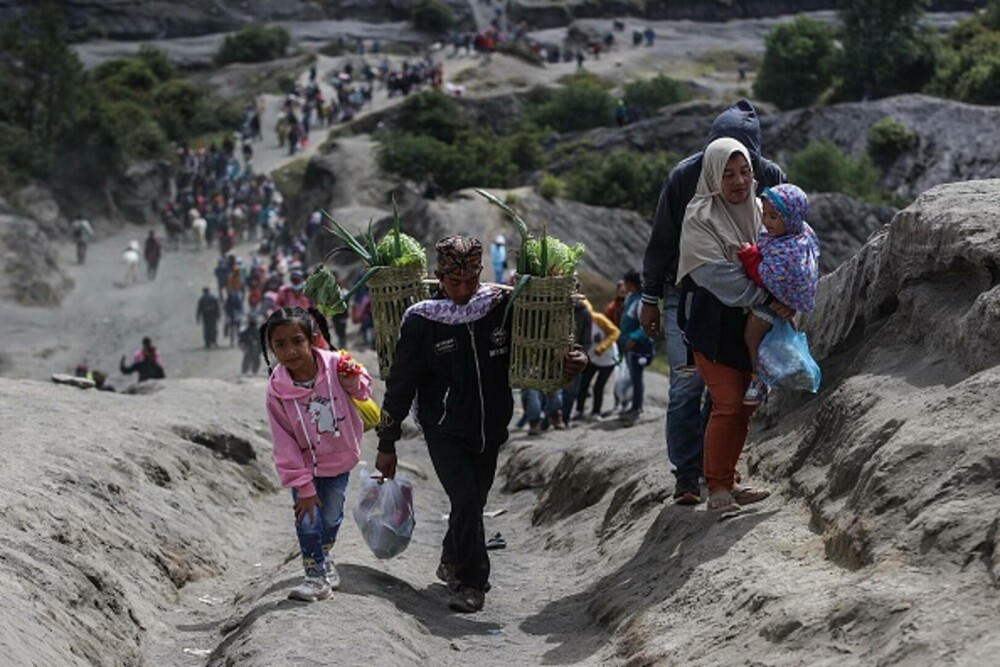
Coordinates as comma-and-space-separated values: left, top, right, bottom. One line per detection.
275, 270, 315, 310
603, 280, 627, 328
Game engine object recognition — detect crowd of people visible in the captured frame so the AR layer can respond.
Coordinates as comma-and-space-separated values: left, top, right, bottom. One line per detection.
62, 41, 818, 619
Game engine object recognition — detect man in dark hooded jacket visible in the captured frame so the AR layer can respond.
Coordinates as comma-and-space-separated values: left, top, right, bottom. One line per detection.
639, 99, 786, 505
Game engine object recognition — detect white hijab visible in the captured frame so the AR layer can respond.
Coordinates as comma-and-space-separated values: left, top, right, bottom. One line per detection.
676, 137, 761, 284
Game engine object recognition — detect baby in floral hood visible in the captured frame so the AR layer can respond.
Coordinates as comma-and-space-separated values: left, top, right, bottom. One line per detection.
737, 183, 820, 404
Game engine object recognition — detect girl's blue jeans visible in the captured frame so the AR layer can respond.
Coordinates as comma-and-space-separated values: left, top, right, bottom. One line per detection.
292, 472, 349, 576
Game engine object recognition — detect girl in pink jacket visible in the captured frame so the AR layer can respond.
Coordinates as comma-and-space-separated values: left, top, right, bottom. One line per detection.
262, 306, 372, 602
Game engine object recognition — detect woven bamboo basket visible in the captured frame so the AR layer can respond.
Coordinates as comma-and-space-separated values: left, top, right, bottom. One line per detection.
368, 265, 428, 380
509, 275, 575, 391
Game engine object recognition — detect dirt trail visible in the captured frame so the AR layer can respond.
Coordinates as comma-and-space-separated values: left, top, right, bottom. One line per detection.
1, 38, 871, 666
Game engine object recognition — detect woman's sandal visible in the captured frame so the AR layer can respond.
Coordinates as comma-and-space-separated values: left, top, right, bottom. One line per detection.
731, 485, 771, 506
707, 491, 741, 515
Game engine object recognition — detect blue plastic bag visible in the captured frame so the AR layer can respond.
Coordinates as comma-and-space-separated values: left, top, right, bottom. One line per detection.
757, 320, 822, 393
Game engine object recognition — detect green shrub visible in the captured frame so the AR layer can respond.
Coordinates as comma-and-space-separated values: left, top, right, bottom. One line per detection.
557, 70, 613, 90
754, 16, 837, 110
376, 133, 444, 183
0, 121, 38, 178
867, 116, 916, 164
538, 173, 563, 199
376, 128, 523, 194
623, 75, 689, 113
394, 91, 468, 143
124, 120, 169, 160
215, 25, 290, 65
506, 125, 545, 172
931, 27, 1000, 104
137, 45, 174, 82
153, 79, 207, 140
562, 150, 676, 215
837, 0, 938, 101
529, 83, 615, 133
411, 0, 454, 34
789, 140, 883, 203
505, 192, 520, 207
97, 59, 160, 92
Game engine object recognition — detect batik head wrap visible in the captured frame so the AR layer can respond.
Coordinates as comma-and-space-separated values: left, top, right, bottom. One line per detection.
435, 236, 483, 276
760, 184, 808, 236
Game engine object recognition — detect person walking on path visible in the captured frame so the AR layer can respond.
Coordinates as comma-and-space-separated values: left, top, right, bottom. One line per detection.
196, 287, 221, 348
675, 137, 789, 514
574, 297, 620, 421
239, 315, 263, 375
144, 230, 162, 280
122, 241, 141, 286
71, 218, 95, 265
639, 99, 786, 505
120, 337, 165, 382
224, 290, 244, 347
489, 234, 507, 284
262, 307, 373, 602
375, 236, 587, 613
619, 269, 654, 424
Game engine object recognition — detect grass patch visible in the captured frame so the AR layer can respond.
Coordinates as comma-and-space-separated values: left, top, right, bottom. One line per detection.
557, 70, 615, 90
694, 49, 758, 72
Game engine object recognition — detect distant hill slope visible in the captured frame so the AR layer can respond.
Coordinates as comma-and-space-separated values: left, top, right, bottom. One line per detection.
0, 0, 986, 40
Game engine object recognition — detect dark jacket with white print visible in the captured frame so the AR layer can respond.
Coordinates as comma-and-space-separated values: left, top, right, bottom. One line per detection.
376, 291, 514, 454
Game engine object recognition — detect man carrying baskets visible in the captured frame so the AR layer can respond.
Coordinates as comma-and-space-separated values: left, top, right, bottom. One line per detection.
375, 236, 587, 613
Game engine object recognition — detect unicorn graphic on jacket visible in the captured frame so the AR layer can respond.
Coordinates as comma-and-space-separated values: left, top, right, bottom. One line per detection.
266, 346, 372, 498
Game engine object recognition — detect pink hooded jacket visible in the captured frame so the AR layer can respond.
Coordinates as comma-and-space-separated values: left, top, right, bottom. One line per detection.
266, 347, 372, 497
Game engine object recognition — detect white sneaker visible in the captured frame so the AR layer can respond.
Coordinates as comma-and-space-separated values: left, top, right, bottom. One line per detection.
325, 560, 341, 590
288, 575, 332, 602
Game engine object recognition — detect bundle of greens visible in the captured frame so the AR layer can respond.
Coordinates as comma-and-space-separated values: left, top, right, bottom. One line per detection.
475, 188, 585, 277
476, 188, 585, 328
306, 200, 427, 317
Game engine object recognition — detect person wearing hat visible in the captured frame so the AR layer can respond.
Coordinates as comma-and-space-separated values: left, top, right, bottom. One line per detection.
375, 236, 588, 613
489, 234, 507, 284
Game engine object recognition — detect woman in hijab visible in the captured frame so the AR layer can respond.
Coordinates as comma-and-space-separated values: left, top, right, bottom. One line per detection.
676, 137, 793, 514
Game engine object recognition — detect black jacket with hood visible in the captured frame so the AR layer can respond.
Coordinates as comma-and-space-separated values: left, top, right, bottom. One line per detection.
376, 290, 514, 455
641, 99, 787, 303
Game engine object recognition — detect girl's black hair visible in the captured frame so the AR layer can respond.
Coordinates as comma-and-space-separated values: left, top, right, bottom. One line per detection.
259, 307, 335, 374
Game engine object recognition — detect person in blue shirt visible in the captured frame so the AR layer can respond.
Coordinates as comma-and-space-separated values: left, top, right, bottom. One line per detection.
489, 234, 507, 284
619, 269, 654, 423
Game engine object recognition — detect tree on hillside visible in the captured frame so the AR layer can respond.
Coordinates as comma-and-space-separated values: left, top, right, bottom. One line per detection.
754, 16, 838, 110
411, 0, 454, 35
837, 0, 938, 100
0, 3, 90, 160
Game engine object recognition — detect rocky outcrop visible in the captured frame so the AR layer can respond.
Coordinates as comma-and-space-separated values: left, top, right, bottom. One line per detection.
0, 214, 74, 306
752, 178, 1000, 637
0, 379, 276, 665
108, 159, 172, 225
557, 95, 1000, 204
310, 186, 652, 288
1, 0, 469, 41
808, 193, 896, 274
763, 95, 1000, 202
508, 0, 982, 30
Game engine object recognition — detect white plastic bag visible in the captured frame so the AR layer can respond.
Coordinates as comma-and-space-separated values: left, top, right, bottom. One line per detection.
613, 360, 633, 408
353, 468, 415, 559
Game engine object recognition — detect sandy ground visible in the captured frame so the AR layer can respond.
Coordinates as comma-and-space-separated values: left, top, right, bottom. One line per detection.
6, 13, 993, 665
